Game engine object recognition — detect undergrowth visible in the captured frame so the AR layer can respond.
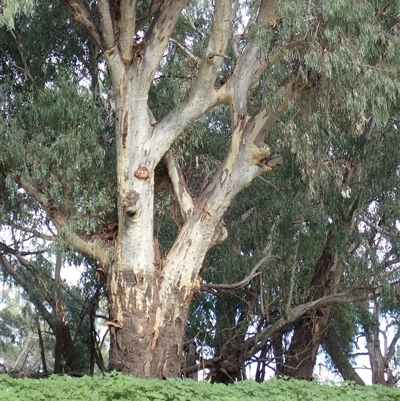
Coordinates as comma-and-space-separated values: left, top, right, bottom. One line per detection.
1, 372, 399, 400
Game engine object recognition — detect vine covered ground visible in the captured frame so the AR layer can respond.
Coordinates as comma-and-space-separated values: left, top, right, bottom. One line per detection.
1, 372, 399, 401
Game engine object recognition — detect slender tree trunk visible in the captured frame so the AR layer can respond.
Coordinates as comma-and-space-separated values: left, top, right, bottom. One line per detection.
54, 253, 63, 374
323, 330, 365, 385
255, 346, 268, 382
35, 313, 48, 374
368, 331, 386, 385
272, 331, 285, 376
89, 285, 104, 375
363, 300, 396, 386
61, 322, 81, 373
283, 236, 340, 379
54, 253, 81, 373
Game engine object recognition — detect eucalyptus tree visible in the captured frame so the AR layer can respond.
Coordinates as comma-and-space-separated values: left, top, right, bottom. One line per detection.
1, 0, 399, 379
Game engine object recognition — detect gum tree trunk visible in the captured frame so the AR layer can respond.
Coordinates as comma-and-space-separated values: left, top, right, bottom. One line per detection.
57, 0, 292, 378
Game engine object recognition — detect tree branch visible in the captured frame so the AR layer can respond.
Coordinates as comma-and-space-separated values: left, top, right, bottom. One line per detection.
0, 241, 47, 257
18, 178, 110, 266
61, 0, 104, 49
0, 254, 55, 329
9, 30, 39, 91
13, 252, 55, 306
169, 38, 201, 63
97, 0, 115, 49
164, 151, 193, 221
386, 324, 400, 364
135, 0, 163, 31
162, 108, 284, 286
4, 223, 54, 242
201, 255, 279, 292
183, 0, 232, 100
244, 289, 376, 359
142, 0, 189, 87
118, 0, 138, 65
286, 216, 303, 316
151, 0, 232, 162
183, 6, 202, 43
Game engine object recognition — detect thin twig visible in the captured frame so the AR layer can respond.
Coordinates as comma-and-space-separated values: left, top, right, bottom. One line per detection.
10, 30, 39, 91
169, 38, 201, 63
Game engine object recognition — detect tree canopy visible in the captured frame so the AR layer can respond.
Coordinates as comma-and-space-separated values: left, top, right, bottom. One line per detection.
0, 0, 399, 382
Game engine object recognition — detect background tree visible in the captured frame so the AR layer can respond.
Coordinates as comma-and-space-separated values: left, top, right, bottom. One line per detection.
0, 241, 108, 374
184, 112, 400, 382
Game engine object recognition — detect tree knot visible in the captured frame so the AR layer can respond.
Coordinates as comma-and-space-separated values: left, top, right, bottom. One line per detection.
122, 190, 140, 217
105, 319, 123, 329
134, 166, 150, 179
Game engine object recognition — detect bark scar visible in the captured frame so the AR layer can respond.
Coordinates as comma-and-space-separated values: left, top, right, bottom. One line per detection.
200, 207, 212, 221
122, 190, 140, 217
134, 166, 150, 179
122, 113, 128, 148
150, 328, 159, 351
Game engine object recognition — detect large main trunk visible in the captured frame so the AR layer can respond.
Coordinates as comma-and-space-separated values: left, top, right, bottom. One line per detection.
103, 22, 271, 374
108, 271, 194, 377
106, 69, 205, 377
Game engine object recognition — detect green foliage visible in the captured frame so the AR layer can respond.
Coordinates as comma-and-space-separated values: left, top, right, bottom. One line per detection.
0, 0, 33, 29
0, 68, 116, 234
1, 373, 399, 401
0, 292, 40, 370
